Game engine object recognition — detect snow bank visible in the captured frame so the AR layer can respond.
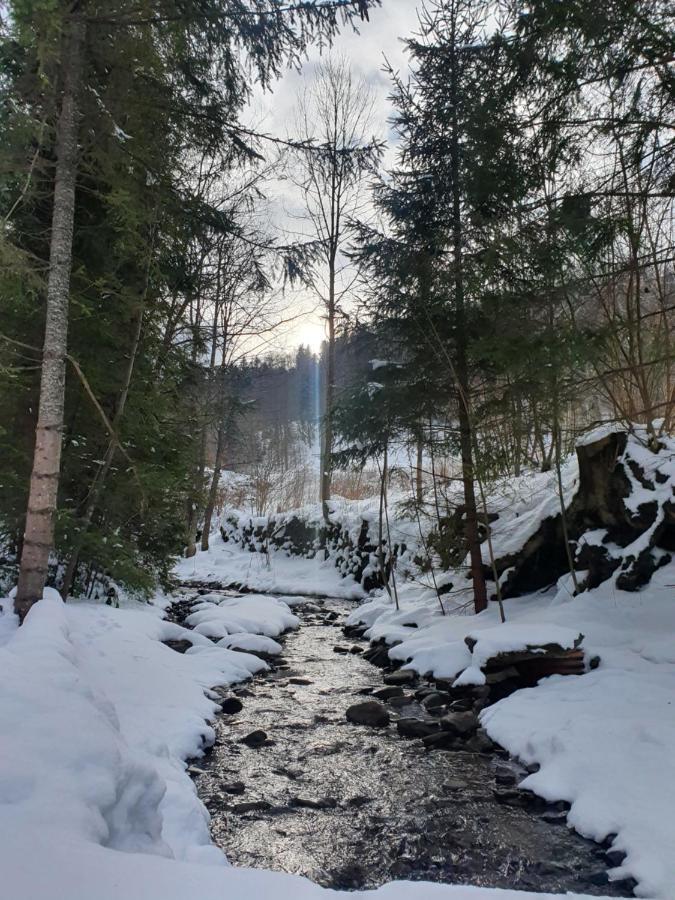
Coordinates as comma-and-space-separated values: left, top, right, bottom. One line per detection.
186, 592, 300, 639
175, 533, 367, 599
0, 589, 270, 874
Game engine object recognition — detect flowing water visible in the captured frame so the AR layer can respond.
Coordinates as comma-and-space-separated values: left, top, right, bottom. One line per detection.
182, 593, 633, 895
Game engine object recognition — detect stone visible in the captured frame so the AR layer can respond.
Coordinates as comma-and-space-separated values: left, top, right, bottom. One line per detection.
472, 728, 497, 752
289, 796, 338, 810
289, 677, 313, 685
494, 764, 519, 786
333, 645, 350, 654
396, 717, 440, 739
605, 849, 627, 867
383, 670, 416, 686
220, 697, 243, 714
163, 639, 193, 654
232, 800, 271, 814
363, 646, 391, 667
540, 809, 568, 825
350, 646, 364, 654
187, 765, 205, 776
241, 729, 267, 747
421, 692, 446, 710
347, 795, 372, 807
422, 731, 459, 750
440, 711, 479, 737
221, 781, 246, 795
372, 686, 404, 700
414, 687, 437, 700
586, 871, 610, 887
345, 701, 390, 728
448, 697, 474, 712
388, 695, 413, 709
493, 787, 544, 809
471, 685, 491, 700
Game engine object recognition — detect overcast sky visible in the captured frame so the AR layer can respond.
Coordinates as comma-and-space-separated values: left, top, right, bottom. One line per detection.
245, 1, 425, 354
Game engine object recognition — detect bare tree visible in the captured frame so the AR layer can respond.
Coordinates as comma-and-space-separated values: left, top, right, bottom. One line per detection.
290, 58, 379, 521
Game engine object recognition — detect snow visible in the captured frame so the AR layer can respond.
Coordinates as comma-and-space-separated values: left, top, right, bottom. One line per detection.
3, 427, 675, 899
186, 593, 300, 639
175, 531, 366, 599
0, 586, 623, 900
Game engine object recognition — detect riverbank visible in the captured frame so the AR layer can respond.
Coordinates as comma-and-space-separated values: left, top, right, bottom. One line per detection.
1, 544, 673, 899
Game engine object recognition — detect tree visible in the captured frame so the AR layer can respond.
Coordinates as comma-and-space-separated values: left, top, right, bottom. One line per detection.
3, 0, 382, 619
289, 57, 380, 521
13, 13, 85, 620
353, 0, 529, 612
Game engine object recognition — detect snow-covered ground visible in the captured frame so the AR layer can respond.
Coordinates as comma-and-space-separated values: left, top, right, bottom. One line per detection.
0, 583, 624, 900
175, 530, 367, 599
3, 427, 674, 900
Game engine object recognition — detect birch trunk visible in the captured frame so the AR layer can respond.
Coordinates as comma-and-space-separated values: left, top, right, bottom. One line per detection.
15, 16, 85, 621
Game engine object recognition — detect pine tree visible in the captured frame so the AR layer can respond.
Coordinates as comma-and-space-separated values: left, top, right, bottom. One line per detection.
2, 0, 382, 617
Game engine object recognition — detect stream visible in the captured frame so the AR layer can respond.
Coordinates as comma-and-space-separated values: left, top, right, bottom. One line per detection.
181, 592, 634, 895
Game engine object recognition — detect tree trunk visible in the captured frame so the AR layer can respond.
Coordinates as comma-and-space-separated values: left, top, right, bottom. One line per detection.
320, 275, 336, 522
201, 396, 227, 552
15, 16, 85, 621
448, 18, 487, 614
415, 438, 423, 505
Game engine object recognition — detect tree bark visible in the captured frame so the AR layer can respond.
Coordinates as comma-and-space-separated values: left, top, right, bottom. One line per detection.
448, 13, 487, 614
15, 15, 85, 621
201, 421, 225, 552
320, 273, 336, 522
415, 438, 424, 505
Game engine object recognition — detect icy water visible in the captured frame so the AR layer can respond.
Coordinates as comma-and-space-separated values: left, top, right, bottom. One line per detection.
184, 594, 632, 895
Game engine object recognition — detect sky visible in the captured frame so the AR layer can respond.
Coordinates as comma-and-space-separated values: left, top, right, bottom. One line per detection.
245, 0, 425, 354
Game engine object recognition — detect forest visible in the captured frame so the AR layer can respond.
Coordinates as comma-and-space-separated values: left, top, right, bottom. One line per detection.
1, 2, 674, 900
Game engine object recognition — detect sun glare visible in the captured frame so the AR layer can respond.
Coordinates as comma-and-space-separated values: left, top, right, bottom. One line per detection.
293, 320, 325, 354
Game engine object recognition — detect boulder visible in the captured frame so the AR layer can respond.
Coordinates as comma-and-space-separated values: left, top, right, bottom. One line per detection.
421, 692, 447, 711
440, 711, 479, 737
372, 686, 404, 700
422, 731, 460, 750
388, 695, 414, 709
220, 697, 243, 714
346, 701, 390, 728
221, 781, 246, 794
241, 729, 268, 748
383, 669, 416, 686
396, 718, 440, 739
